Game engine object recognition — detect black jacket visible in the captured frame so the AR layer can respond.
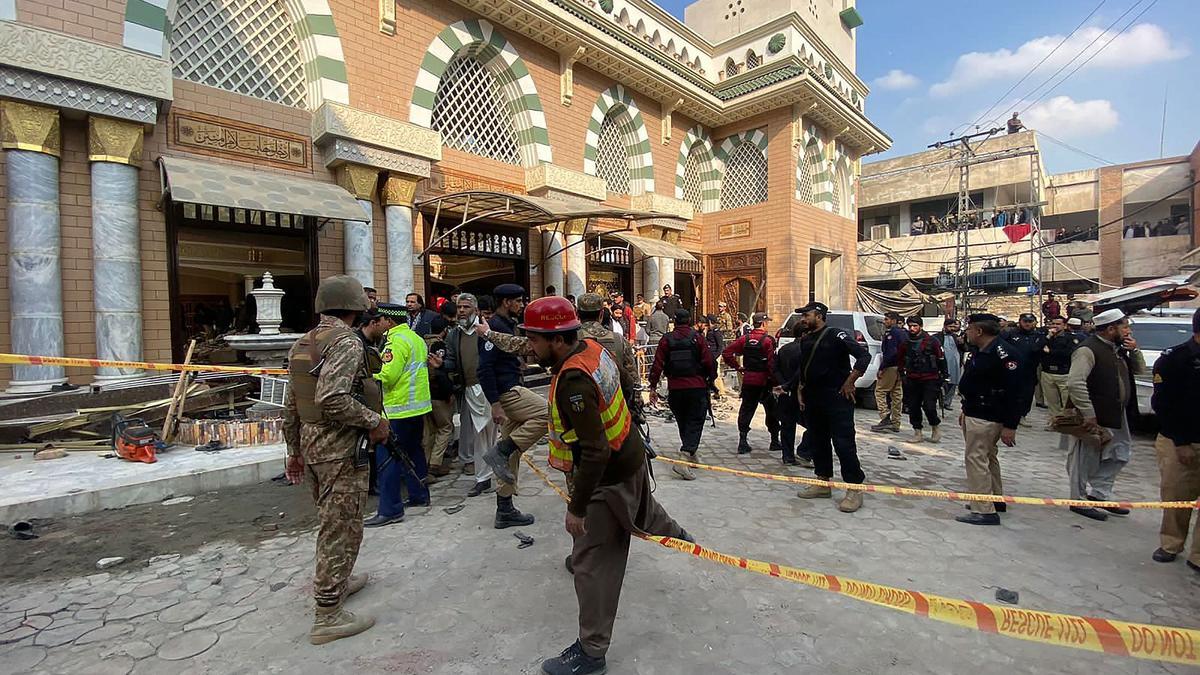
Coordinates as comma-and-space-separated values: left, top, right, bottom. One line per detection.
410, 308, 439, 337
959, 337, 1025, 429
796, 325, 870, 393
773, 340, 803, 395
1152, 338, 1200, 446
478, 312, 524, 404
1040, 331, 1082, 374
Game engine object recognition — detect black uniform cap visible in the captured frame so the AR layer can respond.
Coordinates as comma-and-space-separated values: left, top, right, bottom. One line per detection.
376, 302, 406, 319
967, 313, 1001, 324
796, 301, 829, 317
493, 283, 525, 300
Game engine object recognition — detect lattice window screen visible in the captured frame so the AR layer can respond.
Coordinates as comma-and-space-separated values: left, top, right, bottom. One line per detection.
746, 51, 760, 69
797, 144, 818, 204
596, 113, 631, 194
683, 149, 707, 213
830, 166, 843, 215
171, 0, 308, 109
720, 143, 768, 210
835, 164, 853, 216
432, 53, 521, 165
725, 59, 739, 78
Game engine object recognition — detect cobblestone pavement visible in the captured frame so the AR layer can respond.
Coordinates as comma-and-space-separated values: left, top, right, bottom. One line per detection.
2, 402, 1198, 674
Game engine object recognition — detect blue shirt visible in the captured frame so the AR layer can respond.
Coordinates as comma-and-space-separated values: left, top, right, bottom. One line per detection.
880, 326, 907, 368
478, 312, 523, 404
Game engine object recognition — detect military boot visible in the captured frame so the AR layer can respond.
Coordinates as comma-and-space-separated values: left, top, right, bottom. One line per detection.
309, 603, 375, 645
911, 428, 924, 442
672, 450, 697, 480
483, 437, 519, 484
345, 573, 367, 598
769, 433, 782, 453
797, 483, 832, 499
930, 425, 942, 443
737, 434, 752, 454
495, 495, 535, 529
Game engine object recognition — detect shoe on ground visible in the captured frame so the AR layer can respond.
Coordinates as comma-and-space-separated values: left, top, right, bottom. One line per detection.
462, 462, 475, 474
671, 462, 696, 480
782, 457, 799, 466
483, 438, 519, 484
769, 437, 782, 453
796, 457, 815, 469
911, 429, 923, 442
429, 464, 452, 477
467, 479, 492, 498
542, 640, 607, 675
421, 475, 438, 486
345, 573, 367, 597
838, 491, 863, 513
955, 512, 1001, 526
797, 484, 832, 499
405, 497, 431, 508
363, 513, 404, 528
737, 437, 751, 454
495, 507, 535, 529
309, 604, 375, 645
1152, 547, 1178, 563
870, 420, 893, 432
1069, 506, 1108, 522
1087, 495, 1129, 516
930, 425, 942, 443
565, 555, 574, 575
1188, 560, 1200, 576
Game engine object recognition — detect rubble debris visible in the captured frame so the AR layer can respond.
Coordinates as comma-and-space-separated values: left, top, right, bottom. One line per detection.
96, 557, 126, 570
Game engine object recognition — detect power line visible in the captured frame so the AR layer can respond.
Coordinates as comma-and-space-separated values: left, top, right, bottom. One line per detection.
1017, 0, 1160, 119
954, 0, 1108, 136
1037, 131, 1115, 165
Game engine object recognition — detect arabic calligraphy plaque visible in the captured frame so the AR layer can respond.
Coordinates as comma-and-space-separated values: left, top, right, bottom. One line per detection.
172, 111, 309, 169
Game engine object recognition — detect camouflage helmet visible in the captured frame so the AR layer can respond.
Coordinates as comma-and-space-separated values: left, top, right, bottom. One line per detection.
315, 275, 369, 313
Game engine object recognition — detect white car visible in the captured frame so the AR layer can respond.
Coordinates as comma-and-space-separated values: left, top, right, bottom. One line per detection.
1128, 313, 1195, 416
777, 310, 885, 406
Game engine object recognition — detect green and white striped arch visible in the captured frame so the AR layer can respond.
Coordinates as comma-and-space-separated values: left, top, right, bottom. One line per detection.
410, 19, 552, 167
714, 127, 768, 165
583, 85, 654, 194
675, 125, 720, 213
796, 124, 833, 210
715, 128, 769, 209
122, 0, 350, 107
831, 142, 857, 218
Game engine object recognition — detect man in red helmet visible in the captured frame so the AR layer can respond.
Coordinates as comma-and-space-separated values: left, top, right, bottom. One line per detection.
522, 296, 692, 675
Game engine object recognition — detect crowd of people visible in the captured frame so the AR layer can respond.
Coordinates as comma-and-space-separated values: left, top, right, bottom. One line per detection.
281, 274, 1200, 671
1123, 216, 1191, 239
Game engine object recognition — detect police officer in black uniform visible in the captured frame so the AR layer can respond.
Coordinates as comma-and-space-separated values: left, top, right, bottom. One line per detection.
790, 302, 870, 513
1001, 312, 1045, 423
1038, 316, 1082, 424
956, 313, 1024, 526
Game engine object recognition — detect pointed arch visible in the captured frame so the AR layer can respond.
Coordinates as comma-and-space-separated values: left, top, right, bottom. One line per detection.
583, 85, 654, 195
715, 128, 769, 210
143, 0, 349, 108
675, 125, 719, 213
410, 18, 551, 167
831, 143, 856, 218
796, 124, 834, 210
724, 57, 739, 78
745, 49, 760, 69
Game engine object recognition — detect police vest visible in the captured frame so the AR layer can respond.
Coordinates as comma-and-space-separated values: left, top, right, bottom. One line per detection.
743, 331, 769, 372
547, 339, 632, 473
288, 325, 383, 423
904, 336, 938, 374
379, 325, 433, 419
663, 328, 701, 377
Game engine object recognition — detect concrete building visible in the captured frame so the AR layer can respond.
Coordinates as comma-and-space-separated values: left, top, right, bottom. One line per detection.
0, 0, 888, 390
856, 129, 1197, 317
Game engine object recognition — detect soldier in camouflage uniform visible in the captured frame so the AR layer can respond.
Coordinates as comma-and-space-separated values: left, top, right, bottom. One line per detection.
283, 275, 390, 645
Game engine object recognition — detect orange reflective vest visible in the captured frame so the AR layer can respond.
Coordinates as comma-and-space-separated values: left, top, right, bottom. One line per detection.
547, 339, 632, 473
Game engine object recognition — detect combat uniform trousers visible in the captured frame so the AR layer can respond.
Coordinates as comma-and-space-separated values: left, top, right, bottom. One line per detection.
496, 386, 550, 497
903, 379, 941, 430
874, 366, 903, 428
776, 392, 802, 463
804, 389, 865, 483
737, 384, 779, 438
1033, 365, 1046, 407
1066, 415, 1132, 500
422, 397, 455, 468
572, 464, 688, 659
1040, 371, 1070, 420
1156, 434, 1200, 565
306, 458, 368, 607
961, 416, 1004, 515
666, 387, 708, 454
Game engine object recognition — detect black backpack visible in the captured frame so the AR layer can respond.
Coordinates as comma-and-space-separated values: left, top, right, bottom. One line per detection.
743, 333, 769, 372
904, 336, 938, 375
663, 329, 701, 378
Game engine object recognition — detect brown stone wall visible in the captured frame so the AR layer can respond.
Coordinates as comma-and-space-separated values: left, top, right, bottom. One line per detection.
1097, 166, 1124, 289
16, 0, 125, 47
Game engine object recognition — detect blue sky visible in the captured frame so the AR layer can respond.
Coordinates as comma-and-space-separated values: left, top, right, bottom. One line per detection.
658, 0, 1199, 174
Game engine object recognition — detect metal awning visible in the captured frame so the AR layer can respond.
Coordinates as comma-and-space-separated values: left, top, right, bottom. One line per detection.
414, 191, 680, 227
157, 155, 367, 222
1079, 271, 1200, 313
610, 231, 696, 262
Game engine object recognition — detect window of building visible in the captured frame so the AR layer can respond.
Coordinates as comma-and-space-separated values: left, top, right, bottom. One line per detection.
431, 51, 521, 165
725, 58, 739, 78
720, 142, 768, 210
171, 0, 308, 108
682, 146, 712, 213
596, 113, 631, 194
796, 142, 819, 204
746, 50, 760, 69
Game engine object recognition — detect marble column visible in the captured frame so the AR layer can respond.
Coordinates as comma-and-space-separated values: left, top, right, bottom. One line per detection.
658, 257, 676, 298
541, 229, 565, 294
643, 257, 661, 304
565, 233, 587, 297
2, 101, 65, 393
88, 116, 145, 382
336, 164, 379, 289
383, 173, 421, 300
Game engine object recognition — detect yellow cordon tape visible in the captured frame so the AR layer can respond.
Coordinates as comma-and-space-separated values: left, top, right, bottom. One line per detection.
0, 353, 287, 376
522, 455, 1200, 666
653, 456, 1200, 510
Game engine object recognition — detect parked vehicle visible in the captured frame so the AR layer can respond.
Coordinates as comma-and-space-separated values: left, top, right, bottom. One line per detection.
777, 310, 885, 407
1129, 313, 1194, 418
